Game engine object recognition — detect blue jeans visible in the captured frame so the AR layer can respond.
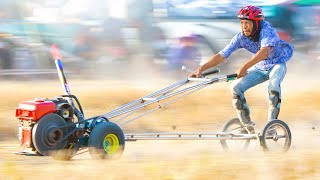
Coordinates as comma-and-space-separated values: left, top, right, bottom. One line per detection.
230, 63, 287, 124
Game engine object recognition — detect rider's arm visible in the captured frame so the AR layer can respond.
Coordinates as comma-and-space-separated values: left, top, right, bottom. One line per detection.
189, 53, 225, 77
236, 46, 271, 78
242, 46, 271, 69
190, 34, 241, 77
199, 53, 225, 73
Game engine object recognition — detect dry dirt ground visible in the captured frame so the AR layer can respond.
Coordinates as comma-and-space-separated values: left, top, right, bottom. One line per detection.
0, 59, 319, 180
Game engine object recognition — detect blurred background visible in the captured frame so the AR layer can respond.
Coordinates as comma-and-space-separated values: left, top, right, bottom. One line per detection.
0, 0, 319, 80
1, 1, 320, 179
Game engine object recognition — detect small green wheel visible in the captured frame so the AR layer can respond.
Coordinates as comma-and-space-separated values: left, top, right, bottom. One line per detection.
88, 122, 125, 160
260, 119, 291, 152
220, 118, 251, 152
32, 113, 68, 156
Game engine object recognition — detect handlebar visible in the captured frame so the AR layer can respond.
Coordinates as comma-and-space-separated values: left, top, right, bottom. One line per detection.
226, 73, 238, 80
200, 69, 238, 81
200, 68, 220, 77
182, 65, 238, 81
182, 66, 220, 77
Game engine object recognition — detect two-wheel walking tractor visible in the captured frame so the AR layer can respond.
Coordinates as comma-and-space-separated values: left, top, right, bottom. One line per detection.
15, 45, 292, 160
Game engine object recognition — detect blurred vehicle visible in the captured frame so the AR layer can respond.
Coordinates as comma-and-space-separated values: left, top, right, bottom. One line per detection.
165, 0, 235, 19
0, 30, 88, 79
152, 20, 242, 72
257, 2, 320, 54
0, 33, 53, 70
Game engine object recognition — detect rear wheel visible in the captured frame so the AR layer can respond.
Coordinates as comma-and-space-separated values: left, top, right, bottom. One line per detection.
220, 118, 251, 152
34, 150, 43, 156
51, 121, 80, 160
260, 119, 291, 152
32, 113, 68, 156
51, 142, 79, 160
88, 122, 125, 160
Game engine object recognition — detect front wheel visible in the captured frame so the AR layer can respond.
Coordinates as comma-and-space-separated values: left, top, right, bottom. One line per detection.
260, 119, 291, 152
220, 118, 251, 152
88, 122, 125, 160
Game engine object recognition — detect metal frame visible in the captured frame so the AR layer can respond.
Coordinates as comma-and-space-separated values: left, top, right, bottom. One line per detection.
101, 76, 233, 126
125, 132, 258, 141
95, 74, 253, 141
51, 45, 286, 143
52, 43, 254, 141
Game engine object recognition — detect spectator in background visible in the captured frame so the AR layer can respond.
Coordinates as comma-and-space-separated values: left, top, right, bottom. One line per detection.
0, 35, 13, 69
166, 33, 201, 70
102, 17, 128, 61
72, 29, 95, 60
127, 0, 154, 50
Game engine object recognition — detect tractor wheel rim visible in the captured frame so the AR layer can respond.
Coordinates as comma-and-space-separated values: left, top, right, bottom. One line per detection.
103, 134, 119, 154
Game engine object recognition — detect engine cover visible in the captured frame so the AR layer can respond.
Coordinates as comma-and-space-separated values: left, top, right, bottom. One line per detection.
16, 99, 56, 121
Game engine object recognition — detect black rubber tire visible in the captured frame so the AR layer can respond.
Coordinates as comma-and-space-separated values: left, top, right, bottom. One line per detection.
88, 122, 125, 160
220, 118, 250, 152
51, 133, 80, 161
260, 119, 292, 152
51, 144, 79, 161
32, 113, 68, 156
51, 122, 80, 161
34, 150, 43, 156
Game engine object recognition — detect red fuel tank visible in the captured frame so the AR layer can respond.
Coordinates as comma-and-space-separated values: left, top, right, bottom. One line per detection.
16, 99, 56, 121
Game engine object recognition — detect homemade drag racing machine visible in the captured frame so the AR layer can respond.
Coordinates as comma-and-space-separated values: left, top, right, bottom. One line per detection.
15, 45, 291, 160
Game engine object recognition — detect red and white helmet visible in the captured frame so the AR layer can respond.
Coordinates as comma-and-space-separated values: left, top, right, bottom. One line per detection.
238, 5, 264, 21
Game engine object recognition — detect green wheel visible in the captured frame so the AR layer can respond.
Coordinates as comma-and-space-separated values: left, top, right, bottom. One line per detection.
88, 122, 125, 160
32, 113, 68, 156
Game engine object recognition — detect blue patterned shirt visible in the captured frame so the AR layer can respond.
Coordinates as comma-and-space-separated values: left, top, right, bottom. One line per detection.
219, 21, 294, 70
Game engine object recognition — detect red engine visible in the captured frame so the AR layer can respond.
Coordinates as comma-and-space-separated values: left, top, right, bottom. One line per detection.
16, 99, 56, 148
16, 99, 56, 121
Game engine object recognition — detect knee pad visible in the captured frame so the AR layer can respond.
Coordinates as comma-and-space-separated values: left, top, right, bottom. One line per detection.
232, 95, 242, 109
232, 94, 251, 123
232, 95, 246, 110
269, 90, 281, 107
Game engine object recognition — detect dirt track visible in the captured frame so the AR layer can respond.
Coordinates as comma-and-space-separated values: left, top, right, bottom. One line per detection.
0, 58, 320, 179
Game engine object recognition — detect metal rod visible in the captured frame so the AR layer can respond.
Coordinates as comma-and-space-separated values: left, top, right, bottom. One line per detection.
51, 45, 77, 112
116, 81, 209, 125
118, 105, 161, 126
187, 78, 214, 82
106, 75, 230, 119
125, 137, 257, 140
125, 133, 258, 140
126, 132, 231, 136
103, 79, 188, 117
105, 78, 218, 119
